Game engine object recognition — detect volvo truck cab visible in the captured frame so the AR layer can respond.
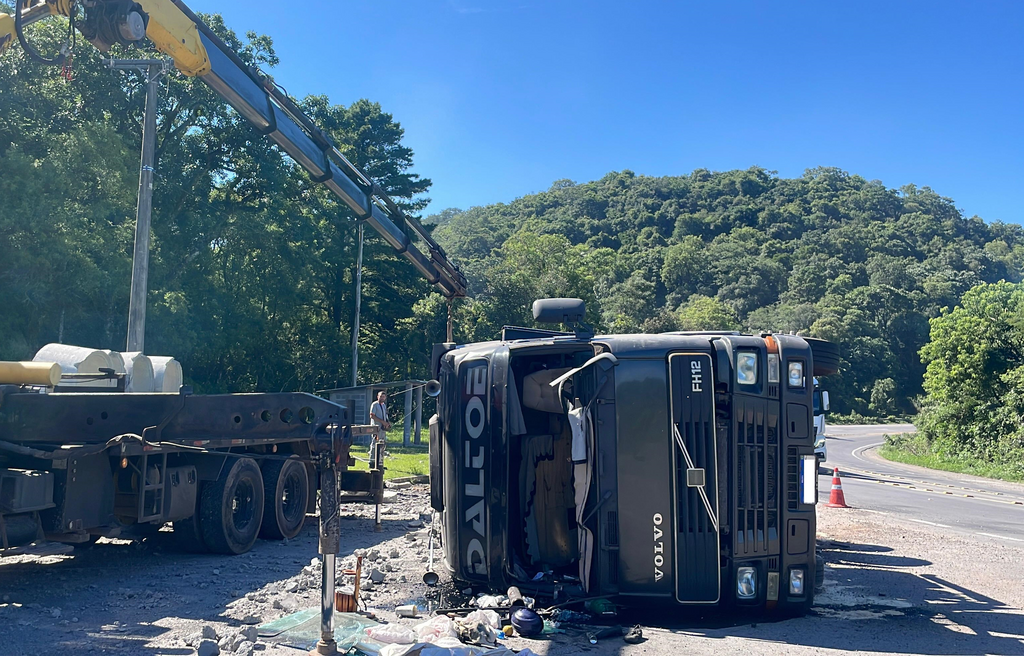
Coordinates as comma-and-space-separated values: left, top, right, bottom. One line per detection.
429, 299, 838, 614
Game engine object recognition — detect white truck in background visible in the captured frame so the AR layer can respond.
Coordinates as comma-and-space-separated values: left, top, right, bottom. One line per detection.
813, 378, 829, 463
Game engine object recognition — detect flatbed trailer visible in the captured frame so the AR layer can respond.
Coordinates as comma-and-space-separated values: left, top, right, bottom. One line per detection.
0, 384, 376, 555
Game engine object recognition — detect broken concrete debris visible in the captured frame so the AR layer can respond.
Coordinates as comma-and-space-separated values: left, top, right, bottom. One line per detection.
196, 638, 219, 656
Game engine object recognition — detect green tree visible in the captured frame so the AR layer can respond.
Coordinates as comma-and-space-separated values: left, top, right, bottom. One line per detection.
677, 295, 740, 331
917, 281, 1024, 468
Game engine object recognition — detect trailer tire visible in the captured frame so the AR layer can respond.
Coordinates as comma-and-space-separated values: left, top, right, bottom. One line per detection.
805, 337, 840, 376
200, 457, 264, 555
259, 457, 309, 540
173, 482, 208, 553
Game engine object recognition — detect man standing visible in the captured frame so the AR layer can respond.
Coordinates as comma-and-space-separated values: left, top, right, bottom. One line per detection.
369, 390, 390, 471
370, 390, 391, 435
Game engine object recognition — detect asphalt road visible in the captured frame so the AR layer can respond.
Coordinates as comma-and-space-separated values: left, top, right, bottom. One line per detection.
820, 424, 1024, 545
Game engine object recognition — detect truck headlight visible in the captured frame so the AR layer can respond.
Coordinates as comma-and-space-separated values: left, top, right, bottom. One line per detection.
767, 353, 780, 383
789, 568, 805, 595
737, 352, 758, 385
788, 361, 804, 388
737, 566, 757, 599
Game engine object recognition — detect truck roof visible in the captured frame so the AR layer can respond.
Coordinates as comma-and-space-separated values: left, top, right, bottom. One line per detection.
447, 330, 787, 361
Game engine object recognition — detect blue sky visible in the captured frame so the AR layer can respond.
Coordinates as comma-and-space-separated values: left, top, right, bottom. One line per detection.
191, 1, 1023, 223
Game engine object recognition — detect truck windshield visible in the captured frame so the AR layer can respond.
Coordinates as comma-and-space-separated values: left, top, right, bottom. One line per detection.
813, 390, 821, 413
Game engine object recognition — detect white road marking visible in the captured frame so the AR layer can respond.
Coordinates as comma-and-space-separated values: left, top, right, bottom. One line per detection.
834, 450, 1024, 505
851, 442, 883, 464
906, 517, 950, 528
978, 532, 1024, 543
851, 508, 1024, 545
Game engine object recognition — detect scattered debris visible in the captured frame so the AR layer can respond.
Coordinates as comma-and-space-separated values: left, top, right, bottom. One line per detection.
396, 604, 419, 618
510, 608, 543, 637
624, 624, 644, 644
367, 623, 418, 644
196, 638, 220, 656
586, 626, 623, 644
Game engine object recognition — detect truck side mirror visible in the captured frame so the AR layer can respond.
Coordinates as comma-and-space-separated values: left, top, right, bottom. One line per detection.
822, 391, 830, 412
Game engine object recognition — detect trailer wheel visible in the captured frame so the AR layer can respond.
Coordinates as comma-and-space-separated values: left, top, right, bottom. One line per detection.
173, 482, 208, 552
805, 337, 840, 376
259, 457, 309, 540
200, 457, 264, 555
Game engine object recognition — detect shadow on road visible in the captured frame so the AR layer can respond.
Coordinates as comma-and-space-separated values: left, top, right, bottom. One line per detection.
8, 514, 1022, 655
545, 539, 1024, 655
0, 503, 416, 656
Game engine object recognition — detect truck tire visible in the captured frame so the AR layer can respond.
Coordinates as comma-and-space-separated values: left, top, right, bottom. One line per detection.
173, 481, 208, 552
259, 457, 309, 540
200, 457, 264, 555
805, 337, 840, 376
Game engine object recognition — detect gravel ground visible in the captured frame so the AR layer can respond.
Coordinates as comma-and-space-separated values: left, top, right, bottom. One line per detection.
1, 484, 1023, 656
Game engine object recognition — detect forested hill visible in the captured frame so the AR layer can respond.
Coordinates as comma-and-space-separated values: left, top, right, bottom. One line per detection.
429, 168, 1024, 417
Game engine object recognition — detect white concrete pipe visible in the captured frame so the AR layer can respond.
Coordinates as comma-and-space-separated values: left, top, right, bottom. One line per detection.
150, 356, 183, 392
119, 352, 156, 393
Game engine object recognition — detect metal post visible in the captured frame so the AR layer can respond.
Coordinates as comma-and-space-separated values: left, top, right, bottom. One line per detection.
108, 59, 171, 353
413, 384, 423, 444
313, 455, 340, 656
403, 381, 413, 447
446, 299, 454, 343
351, 223, 364, 387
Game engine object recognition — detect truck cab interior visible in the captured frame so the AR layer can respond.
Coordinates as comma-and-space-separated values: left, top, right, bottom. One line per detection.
505, 346, 594, 582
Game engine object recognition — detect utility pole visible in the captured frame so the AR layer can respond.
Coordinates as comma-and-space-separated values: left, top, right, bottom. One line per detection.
108, 58, 172, 353
351, 223, 364, 387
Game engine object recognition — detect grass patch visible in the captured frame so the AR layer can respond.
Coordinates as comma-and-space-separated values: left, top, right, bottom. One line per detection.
348, 443, 429, 481
829, 412, 914, 425
879, 432, 1024, 483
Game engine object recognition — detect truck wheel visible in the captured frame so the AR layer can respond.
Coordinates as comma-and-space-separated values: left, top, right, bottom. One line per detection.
259, 457, 309, 540
200, 457, 264, 555
173, 482, 208, 552
805, 337, 840, 376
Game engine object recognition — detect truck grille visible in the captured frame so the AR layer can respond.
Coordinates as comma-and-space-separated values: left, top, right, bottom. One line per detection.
787, 446, 799, 511
674, 419, 717, 535
669, 353, 720, 602
733, 397, 779, 557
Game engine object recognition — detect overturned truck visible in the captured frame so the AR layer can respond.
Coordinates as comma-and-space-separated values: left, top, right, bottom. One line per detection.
430, 299, 839, 614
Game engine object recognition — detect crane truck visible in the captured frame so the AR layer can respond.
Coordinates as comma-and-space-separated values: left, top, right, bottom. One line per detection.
0, 0, 466, 558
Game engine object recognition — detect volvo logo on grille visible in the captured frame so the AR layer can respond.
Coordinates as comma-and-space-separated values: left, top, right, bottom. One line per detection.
653, 512, 665, 582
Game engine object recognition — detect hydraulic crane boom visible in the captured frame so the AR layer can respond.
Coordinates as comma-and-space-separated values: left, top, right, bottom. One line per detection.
1, 0, 468, 298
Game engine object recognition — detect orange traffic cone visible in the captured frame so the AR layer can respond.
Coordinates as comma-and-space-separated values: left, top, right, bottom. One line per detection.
827, 467, 849, 508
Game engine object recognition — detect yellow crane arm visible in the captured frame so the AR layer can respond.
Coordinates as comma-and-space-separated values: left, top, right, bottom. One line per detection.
135, 0, 208, 75
0, 0, 208, 74
0, 0, 467, 297
0, 13, 13, 55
